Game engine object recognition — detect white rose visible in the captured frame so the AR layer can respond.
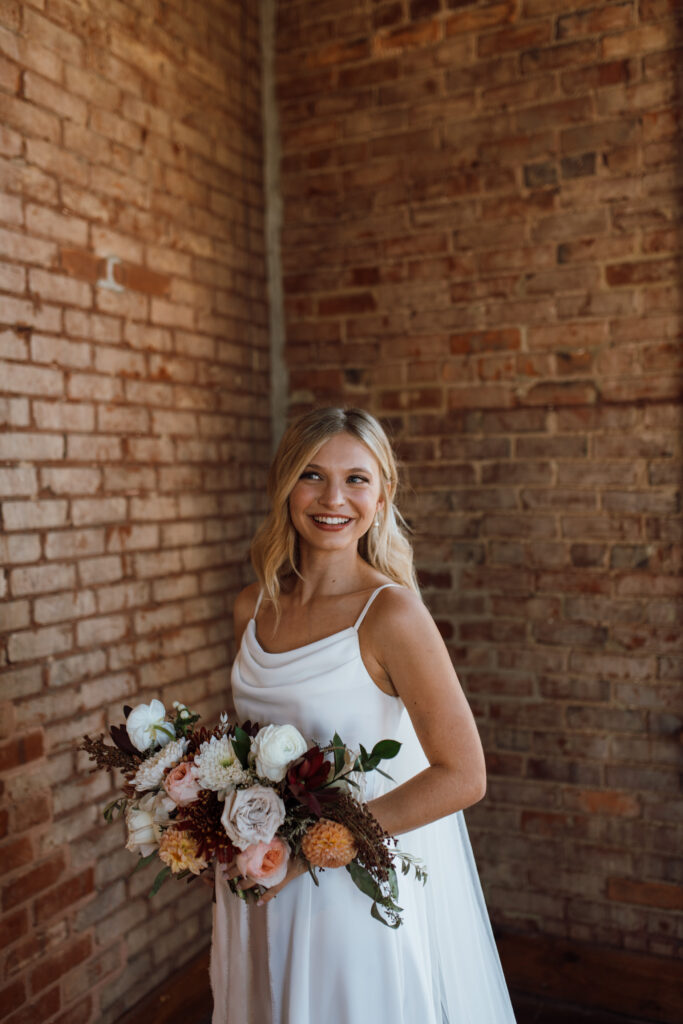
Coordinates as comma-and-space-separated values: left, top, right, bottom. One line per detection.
126, 699, 175, 752
125, 791, 175, 856
221, 785, 286, 850
250, 724, 308, 782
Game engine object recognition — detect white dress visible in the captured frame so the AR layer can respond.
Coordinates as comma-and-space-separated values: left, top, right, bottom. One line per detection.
211, 585, 516, 1024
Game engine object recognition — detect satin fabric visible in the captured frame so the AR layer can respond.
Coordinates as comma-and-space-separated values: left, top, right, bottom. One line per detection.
211, 585, 516, 1024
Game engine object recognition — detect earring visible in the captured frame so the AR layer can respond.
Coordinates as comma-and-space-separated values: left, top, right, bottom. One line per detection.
373, 514, 380, 529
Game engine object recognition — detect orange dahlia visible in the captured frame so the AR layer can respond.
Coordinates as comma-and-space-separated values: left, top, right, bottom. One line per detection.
301, 818, 357, 869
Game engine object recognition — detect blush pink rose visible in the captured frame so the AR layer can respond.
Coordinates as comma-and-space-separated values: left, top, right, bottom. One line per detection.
164, 761, 201, 807
236, 836, 290, 889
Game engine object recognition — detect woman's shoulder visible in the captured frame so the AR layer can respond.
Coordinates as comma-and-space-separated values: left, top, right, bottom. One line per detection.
233, 582, 261, 641
364, 579, 426, 629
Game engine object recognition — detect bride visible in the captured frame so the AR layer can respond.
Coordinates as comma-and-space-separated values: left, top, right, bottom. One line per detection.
210, 406, 516, 1024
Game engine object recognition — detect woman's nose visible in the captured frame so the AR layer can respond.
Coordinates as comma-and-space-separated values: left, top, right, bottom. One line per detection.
320, 479, 345, 506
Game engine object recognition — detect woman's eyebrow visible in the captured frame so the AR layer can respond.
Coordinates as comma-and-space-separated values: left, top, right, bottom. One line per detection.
306, 462, 374, 475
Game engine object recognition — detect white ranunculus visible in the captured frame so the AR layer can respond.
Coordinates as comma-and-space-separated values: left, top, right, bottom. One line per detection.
126, 699, 175, 752
221, 785, 286, 850
250, 724, 308, 782
125, 791, 175, 856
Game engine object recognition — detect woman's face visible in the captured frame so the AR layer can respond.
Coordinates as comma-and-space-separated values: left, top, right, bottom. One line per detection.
288, 432, 384, 553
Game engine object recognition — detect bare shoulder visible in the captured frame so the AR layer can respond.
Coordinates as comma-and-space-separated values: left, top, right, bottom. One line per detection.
365, 585, 436, 647
233, 582, 260, 642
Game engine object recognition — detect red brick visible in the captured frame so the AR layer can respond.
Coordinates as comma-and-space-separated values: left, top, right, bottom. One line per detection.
34, 869, 94, 924
4, 987, 60, 1024
0, 731, 44, 772
30, 934, 92, 993
373, 19, 441, 55
607, 878, 683, 910
2, 847, 64, 905
478, 21, 552, 57
0, 837, 34, 879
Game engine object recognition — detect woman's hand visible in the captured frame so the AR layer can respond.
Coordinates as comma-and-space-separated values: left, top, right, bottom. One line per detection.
218, 853, 309, 906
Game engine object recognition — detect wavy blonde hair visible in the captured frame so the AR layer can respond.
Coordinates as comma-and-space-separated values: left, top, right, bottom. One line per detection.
250, 407, 419, 613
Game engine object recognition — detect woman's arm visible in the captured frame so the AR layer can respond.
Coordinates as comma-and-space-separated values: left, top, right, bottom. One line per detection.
364, 587, 487, 837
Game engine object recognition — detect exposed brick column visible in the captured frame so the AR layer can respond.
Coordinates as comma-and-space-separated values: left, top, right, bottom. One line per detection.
275, 0, 682, 964
0, 2, 268, 1022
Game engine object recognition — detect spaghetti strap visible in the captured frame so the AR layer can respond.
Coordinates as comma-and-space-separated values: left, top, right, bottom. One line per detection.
353, 583, 399, 630
252, 589, 264, 618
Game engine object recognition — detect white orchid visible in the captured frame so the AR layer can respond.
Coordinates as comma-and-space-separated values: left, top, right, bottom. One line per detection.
126, 699, 175, 752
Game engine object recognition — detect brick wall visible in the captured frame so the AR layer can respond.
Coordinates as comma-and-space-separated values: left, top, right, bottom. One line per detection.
0, 2, 268, 1022
276, 0, 682, 963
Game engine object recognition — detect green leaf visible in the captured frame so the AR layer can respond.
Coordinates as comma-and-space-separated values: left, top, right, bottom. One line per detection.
388, 867, 399, 901
232, 726, 251, 769
371, 901, 402, 929
332, 732, 345, 775
346, 861, 383, 902
306, 862, 320, 887
103, 797, 126, 823
133, 850, 158, 874
149, 866, 172, 897
373, 767, 395, 781
370, 739, 401, 761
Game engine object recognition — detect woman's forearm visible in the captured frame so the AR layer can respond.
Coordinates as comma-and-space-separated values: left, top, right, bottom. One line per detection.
366, 763, 486, 838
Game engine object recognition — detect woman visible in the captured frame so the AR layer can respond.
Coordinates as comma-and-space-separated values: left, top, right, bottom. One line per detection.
211, 407, 516, 1024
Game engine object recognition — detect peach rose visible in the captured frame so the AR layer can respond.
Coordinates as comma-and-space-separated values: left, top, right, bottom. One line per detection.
236, 836, 290, 889
164, 761, 201, 807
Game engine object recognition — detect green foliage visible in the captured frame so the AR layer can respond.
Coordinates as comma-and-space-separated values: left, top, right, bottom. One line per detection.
133, 850, 158, 874
232, 726, 251, 769
103, 797, 127, 823
149, 866, 171, 897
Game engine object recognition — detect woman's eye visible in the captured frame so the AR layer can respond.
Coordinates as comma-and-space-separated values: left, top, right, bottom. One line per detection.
348, 475, 369, 484
300, 470, 322, 480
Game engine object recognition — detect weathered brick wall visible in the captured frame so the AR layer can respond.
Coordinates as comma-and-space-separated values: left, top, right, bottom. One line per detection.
276, 0, 682, 961
0, 2, 268, 1022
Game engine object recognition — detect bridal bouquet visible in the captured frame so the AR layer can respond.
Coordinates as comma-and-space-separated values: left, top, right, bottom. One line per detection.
80, 699, 426, 927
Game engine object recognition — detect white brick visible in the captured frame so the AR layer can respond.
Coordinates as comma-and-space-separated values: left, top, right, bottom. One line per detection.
0, 328, 28, 360
41, 467, 102, 495
0, 432, 64, 460
0, 533, 42, 563
1, 664, 43, 698
29, 268, 92, 308
8, 623, 73, 660
33, 400, 95, 432
1, 598, 30, 630
72, 497, 127, 526
44, 528, 104, 560
34, 589, 97, 624
134, 604, 183, 635
0, 359, 64, 396
96, 580, 150, 614
2, 499, 68, 530
10, 562, 76, 596
77, 555, 123, 586
102, 466, 155, 492
31, 333, 92, 369
67, 435, 123, 461
67, 372, 124, 402
0, 466, 38, 496
133, 550, 182, 578
0, 296, 61, 331
130, 496, 177, 521
106, 523, 158, 552
0, 397, 30, 427
48, 649, 106, 688
76, 614, 127, 647
80, 671, 136, 710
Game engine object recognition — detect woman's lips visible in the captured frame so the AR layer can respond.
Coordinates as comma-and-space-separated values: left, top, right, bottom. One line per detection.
309, 515, 353, 532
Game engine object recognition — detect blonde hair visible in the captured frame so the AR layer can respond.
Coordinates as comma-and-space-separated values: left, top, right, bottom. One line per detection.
250, 407, 419, 613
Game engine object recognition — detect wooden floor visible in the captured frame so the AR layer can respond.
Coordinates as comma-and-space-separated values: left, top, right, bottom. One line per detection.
190, 994, 661, 1024
118, 945, 676, 1024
